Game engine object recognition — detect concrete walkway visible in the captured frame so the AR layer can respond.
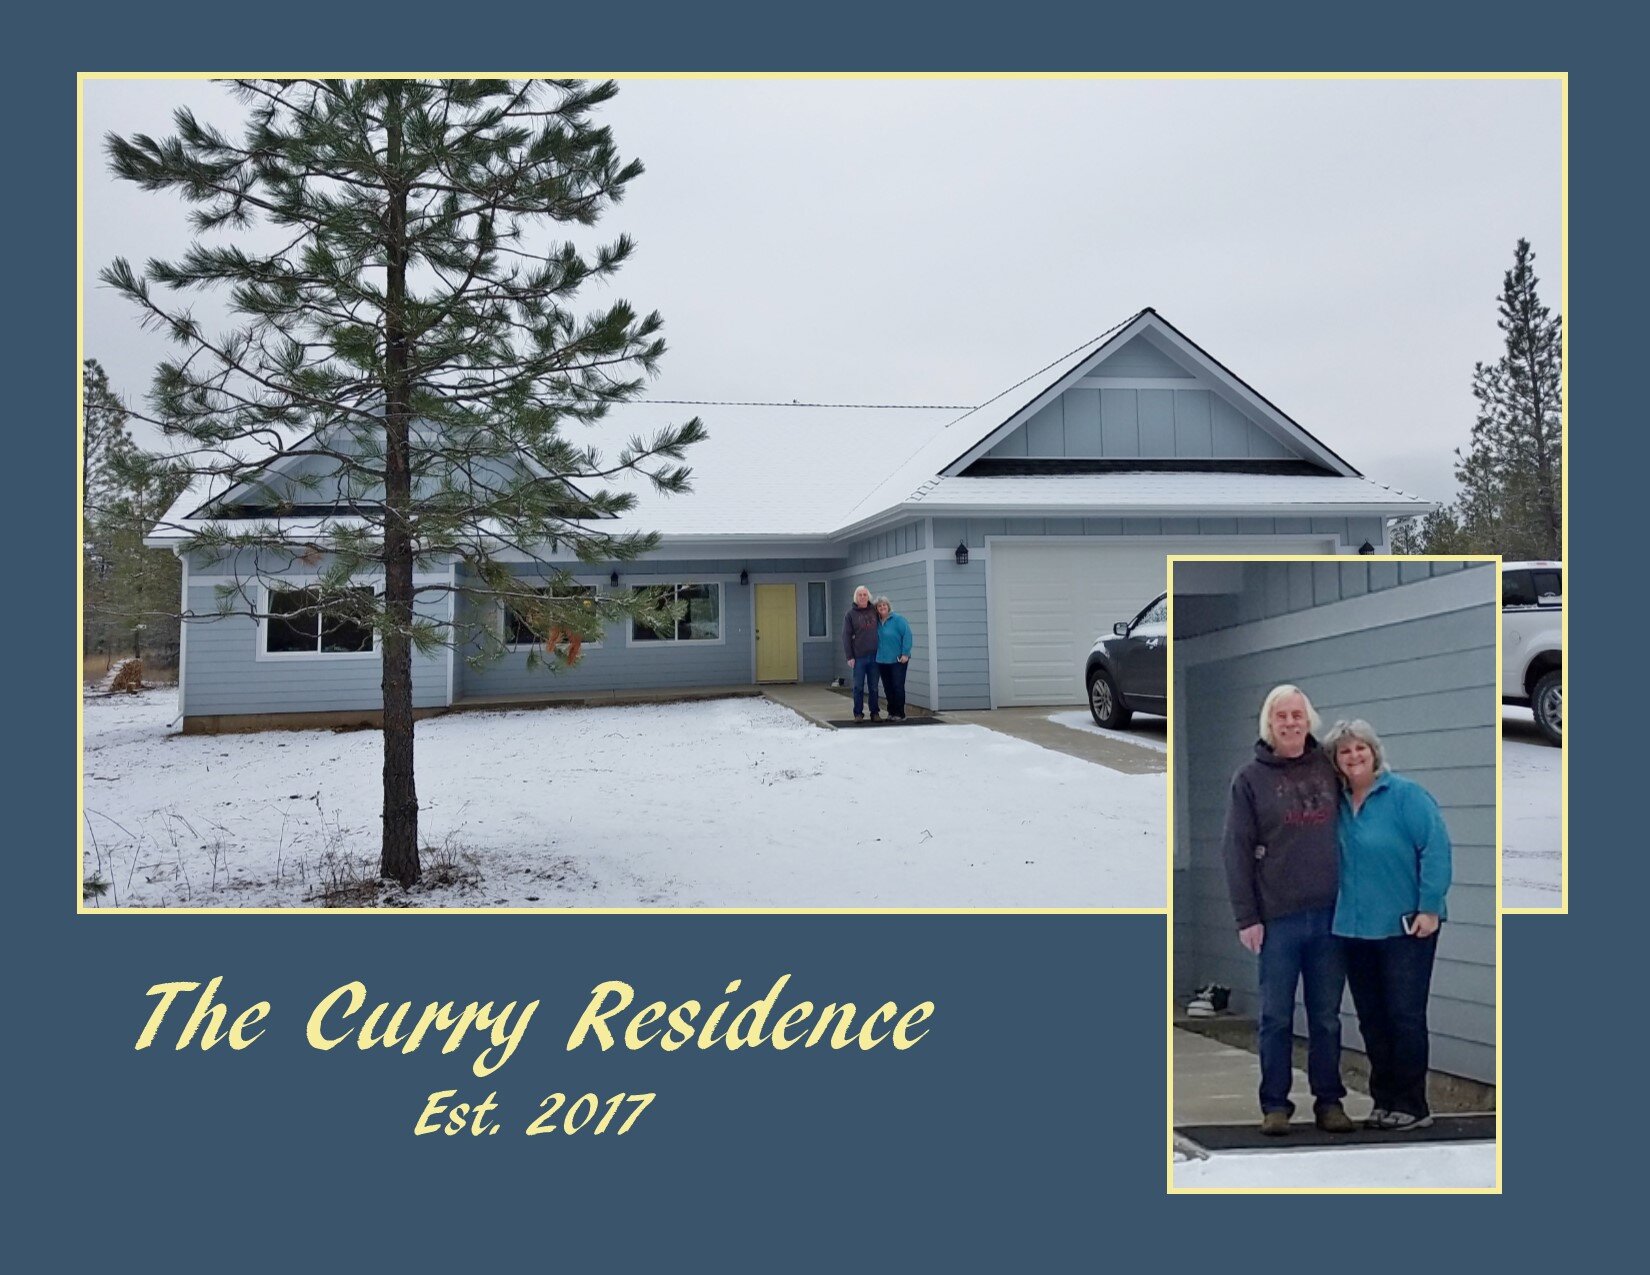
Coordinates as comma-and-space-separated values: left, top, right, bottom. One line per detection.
943, 706, 1166, 773
1174, 1027, 1372, 1126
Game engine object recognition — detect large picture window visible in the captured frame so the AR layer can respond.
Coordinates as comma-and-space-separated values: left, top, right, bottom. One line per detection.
503, 584, 601, 648
264, 586, 375, 655
631, 582, 722, 643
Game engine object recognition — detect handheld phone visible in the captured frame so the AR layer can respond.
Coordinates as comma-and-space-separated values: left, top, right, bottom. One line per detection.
1401, 913, 1418, 935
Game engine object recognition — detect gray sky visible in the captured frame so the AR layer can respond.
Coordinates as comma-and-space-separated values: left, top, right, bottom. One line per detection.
81, 76, 1562, 503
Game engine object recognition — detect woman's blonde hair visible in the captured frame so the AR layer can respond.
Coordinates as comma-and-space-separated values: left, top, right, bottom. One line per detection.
1322, 718, 1389, 778
1257, 684, 1321, 747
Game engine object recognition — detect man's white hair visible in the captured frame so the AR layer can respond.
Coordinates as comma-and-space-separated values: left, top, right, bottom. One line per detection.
853, 584, 870, 600
1257, 684, 1322, 747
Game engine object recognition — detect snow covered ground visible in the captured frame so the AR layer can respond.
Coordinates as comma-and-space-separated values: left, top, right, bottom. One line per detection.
1175, 1142, 1496, 1190
1502, 706, 1562, 909
80, 690, 1166, 909
1047, 711, 1167, 753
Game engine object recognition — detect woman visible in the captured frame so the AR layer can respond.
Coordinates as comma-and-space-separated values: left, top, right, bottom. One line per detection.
873, 596, 913, 721
1325, 719, 1453, 1132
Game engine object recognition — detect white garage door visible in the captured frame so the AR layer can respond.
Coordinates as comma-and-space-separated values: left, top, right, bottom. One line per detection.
987, 538, 1331, 706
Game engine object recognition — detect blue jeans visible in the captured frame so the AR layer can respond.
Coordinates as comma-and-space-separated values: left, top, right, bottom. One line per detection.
1256, 906, 1347, 1114
1344, 931, 1438, 1118
878, 661, 908, 717
851, 656, 880, 717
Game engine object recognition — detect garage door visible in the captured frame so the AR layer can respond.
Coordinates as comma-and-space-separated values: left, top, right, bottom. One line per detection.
987, 539, 1330, 706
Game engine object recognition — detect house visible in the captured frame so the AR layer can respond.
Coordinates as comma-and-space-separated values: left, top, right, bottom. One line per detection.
1172, 559, 1497, 1089
148, 308, 1430, 732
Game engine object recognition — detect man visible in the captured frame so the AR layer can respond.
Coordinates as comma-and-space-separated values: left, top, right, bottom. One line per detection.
841, 585, 882, 721
1221, 684, 1354, 1136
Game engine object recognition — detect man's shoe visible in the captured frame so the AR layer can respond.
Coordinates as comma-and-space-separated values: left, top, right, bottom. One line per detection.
1260, 1110, 1291, 1137
1381, 1111, 1434, 1131
870, 715, 882, 722
1314, 1103, 1356, 1134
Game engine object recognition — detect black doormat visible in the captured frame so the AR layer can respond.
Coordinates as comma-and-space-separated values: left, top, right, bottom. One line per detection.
1177, 1113, 1495, 1152
825, 717, 949, 728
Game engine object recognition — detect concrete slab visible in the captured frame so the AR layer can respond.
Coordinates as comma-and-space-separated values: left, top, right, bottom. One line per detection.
1174, 1027, 1372, 1126
943, 706, 1166, 774
761, 683, 936, 730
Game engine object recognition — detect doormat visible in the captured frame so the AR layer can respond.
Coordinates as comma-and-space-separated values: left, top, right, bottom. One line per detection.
1176, 1113, 1495, 1152
826, 717, 949, 728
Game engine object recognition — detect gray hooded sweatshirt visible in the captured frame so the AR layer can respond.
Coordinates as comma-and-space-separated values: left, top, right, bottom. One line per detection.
1221, 737, 1341, 931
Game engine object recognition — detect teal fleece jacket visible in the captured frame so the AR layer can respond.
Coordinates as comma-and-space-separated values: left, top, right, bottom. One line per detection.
1332, 771, 1453, 939
876, 613, 913, 663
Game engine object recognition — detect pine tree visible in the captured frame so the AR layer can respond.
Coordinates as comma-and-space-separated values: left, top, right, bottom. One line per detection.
102, 79, 705, 886
82, 359, 185, 667
1455, 238, 1563, 558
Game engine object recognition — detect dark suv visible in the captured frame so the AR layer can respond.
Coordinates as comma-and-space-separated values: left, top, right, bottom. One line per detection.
1084, 592, 1167, 729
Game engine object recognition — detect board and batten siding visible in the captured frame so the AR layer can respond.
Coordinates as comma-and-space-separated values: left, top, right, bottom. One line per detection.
180, 579, 449, 717
988, 387, 1295, 461
848, 519, 926, 567
1172, 562, 1496, 1085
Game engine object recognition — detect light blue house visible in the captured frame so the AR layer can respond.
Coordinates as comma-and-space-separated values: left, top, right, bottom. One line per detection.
150, 309, 1429, 731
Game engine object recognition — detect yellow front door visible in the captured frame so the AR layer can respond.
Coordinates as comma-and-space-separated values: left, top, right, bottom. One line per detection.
754, 584, 799, 682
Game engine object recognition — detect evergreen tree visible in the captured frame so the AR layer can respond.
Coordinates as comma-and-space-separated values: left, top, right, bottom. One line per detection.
82, 359, 185, 667
1455, 238, 1563, 558
103, 79, 705, 885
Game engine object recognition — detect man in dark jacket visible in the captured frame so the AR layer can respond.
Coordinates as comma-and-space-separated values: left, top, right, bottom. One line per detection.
1221, 684, 1353, 1136
842, 585, 881, 721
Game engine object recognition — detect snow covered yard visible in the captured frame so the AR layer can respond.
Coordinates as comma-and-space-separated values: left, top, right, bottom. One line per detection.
80, 691, 1165, 909
1175, 1142, 1496, 1190
1502, 707, 1562, 909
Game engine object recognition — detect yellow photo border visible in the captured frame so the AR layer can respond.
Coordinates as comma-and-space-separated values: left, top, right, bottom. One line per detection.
1164, 552, 1505, 1194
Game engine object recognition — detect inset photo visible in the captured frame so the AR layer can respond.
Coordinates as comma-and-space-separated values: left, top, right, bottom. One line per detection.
1169, 558, 1498, 1192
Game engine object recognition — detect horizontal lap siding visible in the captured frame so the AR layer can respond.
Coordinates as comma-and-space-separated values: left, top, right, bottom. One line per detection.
931, 516, 1374, 551
840, 561, 931, 710
1173, 565, 1497, 1084
457, 561, 768, 697
934, 566, 990, 709
182, 583, 448, 716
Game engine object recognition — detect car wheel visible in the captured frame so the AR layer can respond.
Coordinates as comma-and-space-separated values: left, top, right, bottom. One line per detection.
1532, 670, 1562, 746
1088, 668, 1133, 729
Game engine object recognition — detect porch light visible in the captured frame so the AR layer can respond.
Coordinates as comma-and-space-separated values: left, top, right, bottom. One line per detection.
954, 542, 969, 566
739, 569, 749, 586
610, 570, 620, 585
1358, 541, 1376, 555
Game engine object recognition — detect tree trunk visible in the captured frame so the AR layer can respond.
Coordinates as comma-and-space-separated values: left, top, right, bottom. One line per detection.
379, 85, 421, 887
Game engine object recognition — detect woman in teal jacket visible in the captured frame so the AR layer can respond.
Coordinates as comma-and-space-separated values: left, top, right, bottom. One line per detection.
1325, 719, 1452, 1132
873, 596, 913, 721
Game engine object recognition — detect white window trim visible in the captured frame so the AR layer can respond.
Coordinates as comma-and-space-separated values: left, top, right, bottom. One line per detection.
498, 583, 607, 653
802, 579, 832, 642
254, 580, 380, 662
625, 581, 728, 648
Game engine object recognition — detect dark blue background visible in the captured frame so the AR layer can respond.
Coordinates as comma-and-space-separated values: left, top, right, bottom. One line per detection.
23, 4, 1632, 1262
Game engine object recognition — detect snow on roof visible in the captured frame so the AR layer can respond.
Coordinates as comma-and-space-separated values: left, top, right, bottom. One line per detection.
890, 472, 1429, 515
148, 309, 1434, 546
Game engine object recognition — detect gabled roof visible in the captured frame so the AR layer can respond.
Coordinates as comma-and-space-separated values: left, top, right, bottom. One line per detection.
148, 308, 1433, 548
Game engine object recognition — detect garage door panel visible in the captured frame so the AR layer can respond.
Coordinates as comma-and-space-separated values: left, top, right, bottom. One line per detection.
987, 538, 1328, 706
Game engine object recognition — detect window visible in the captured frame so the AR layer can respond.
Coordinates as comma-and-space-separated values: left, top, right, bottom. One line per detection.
1503, 569, 1560, 608
807, 581, 829, 638
264, 586, 375, 655
631, 583, 722, 643
503, 584, 600, 648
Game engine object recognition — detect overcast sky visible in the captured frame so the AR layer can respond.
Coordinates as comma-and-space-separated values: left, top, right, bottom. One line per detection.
81, 76, 1561, 503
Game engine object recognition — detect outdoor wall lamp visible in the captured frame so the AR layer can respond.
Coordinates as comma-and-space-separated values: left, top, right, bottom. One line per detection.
610, 570, 620, 585
954, 542, 969, 566
1358, 541, 1376, 555
739, 569, 749, 586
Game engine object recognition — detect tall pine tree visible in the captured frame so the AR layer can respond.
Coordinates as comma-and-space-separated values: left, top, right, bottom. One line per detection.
103, 79, 705, 885
1455, 238, 1563, 558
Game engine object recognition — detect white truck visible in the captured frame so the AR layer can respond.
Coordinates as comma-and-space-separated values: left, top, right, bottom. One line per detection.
1501, 561, 1562, 746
